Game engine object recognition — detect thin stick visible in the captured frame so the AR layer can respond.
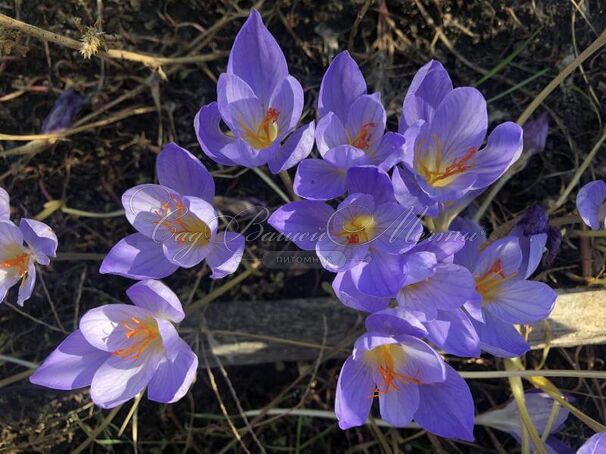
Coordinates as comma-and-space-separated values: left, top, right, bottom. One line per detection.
252, 168, 290, 203
0, 13, 227, 67
72, 405, 123, 454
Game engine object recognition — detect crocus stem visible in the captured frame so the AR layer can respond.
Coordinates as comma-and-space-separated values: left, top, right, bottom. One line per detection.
504, 359, 548, 454
507, 357, 606, 432
61, 207, 125, 218
279, 171, 299, 201
252, 167, 290, 203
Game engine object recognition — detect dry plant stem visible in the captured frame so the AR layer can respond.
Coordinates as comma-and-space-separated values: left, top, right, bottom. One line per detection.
0, 13, 227, 66
504, 359, 548, 454
507, 357, 606, 432
278, 171, 298, 201
185, 260, 261, 315
0, 369, 33, 388
550, 127, 606, 214
473, 28, 606, 221
72, 405, 123, 454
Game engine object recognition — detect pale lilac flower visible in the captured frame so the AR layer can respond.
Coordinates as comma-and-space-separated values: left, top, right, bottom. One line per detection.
101, 143, 244, 280
453, 226, 556, 357
30, 280, 198, 408
195, 10, 314, 173
41, 88, 84, 133
294, 51, 405, 200
578, 433, 606, 454
394, 60, 523, 216
336, 317, 474, 440
576, 180, 606, 230
477, 391, 572, 454
523, 112, 549, 156
0, 187, 58, 305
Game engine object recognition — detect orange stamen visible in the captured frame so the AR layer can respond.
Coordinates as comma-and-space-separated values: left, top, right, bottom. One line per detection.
347, 122, 376, 151
239, 107, 280, 149
0, 253, 30, 277
113, 316, 160, 361
475, 259, 515, 300
365, 344, 422, 398
416, 135, 478, 186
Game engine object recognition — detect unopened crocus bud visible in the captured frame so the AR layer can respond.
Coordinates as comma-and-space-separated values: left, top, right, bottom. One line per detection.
41, 89, 84, 133
522, 112, 549, 155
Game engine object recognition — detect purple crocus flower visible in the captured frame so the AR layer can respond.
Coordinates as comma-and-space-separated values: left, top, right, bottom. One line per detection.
576, 180, 606, 230
100, 142, 244, 280
30, 279, 198, 409
195, 10, 314, 174
336, 316, 474, 440
294, 51, 405, 200
477, 391, 572, 454
393, 60, 523, 218
0, 187, 58, 305
41, 89, 84, 133
270, 166, 422, 299
453, 227, 556, 357
522, 112, 549, 156
578, 433, 606, 454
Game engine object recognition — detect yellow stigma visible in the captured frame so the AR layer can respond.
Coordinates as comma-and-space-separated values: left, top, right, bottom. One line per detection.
113, 316, 161, 361
152, 195, 212, 247
339, 214, 376, 245
240, 107, 280, 149
364, 344, 421, 398
415, 135, 477, 187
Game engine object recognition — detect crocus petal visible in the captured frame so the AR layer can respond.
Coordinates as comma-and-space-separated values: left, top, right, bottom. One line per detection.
100, 233, 178, 280
79, 304, 155, 352
472, 122, 523, 189
122, 184, 183, 242
0, 220, 23, 246
293, 158, 347, 201
0, 187, 9, 221
315, 234, 368, 273
522, 112, 549, 155
194, 102, 236, 166
398, 263, 475, 318
41, 88, 84, 133
90, 350, 162, 408
156, 142, 215, 203
16, 261, 36, 306
373, 132, 406, 170
205, 231, 245, 279
485, 279, 556, 324
30, 330, 110, 390
578, 433, 606, 454
147, 339, 198, 404
219, 137, 275, 168
269, 76, 304, 137
399, 60, 453, 132
335, 356, 374, 429
332, 271, 390, 313
424, 309, 481, 357
371, 202, 423, 254
346, 166, 395, 204
576, 180, 606, 230
414, 364, 475, 441
323, 144, 369, 169
349, 250, 404, 297
19, 218, 58, 265
227, 9, 288, 105
268, 121, 315, 174
391, 165, 440, 217
451, 217, 486, 270
400, 251, 437, 288
315, 112, 347, 156
410, 232, 467, 263
474, 235, 523, 278
364, 307, 427, 338
473, 312, 529, 357
126, 279, 184, 323
397, 334, 446, 384
216, 73, 257, 129
161, 197, 218, 269
421, 86, 487, 160
345, 94, 386, 155
268, 200, 333, 251
379, 384, 419, 427
318, 51, 366, 121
